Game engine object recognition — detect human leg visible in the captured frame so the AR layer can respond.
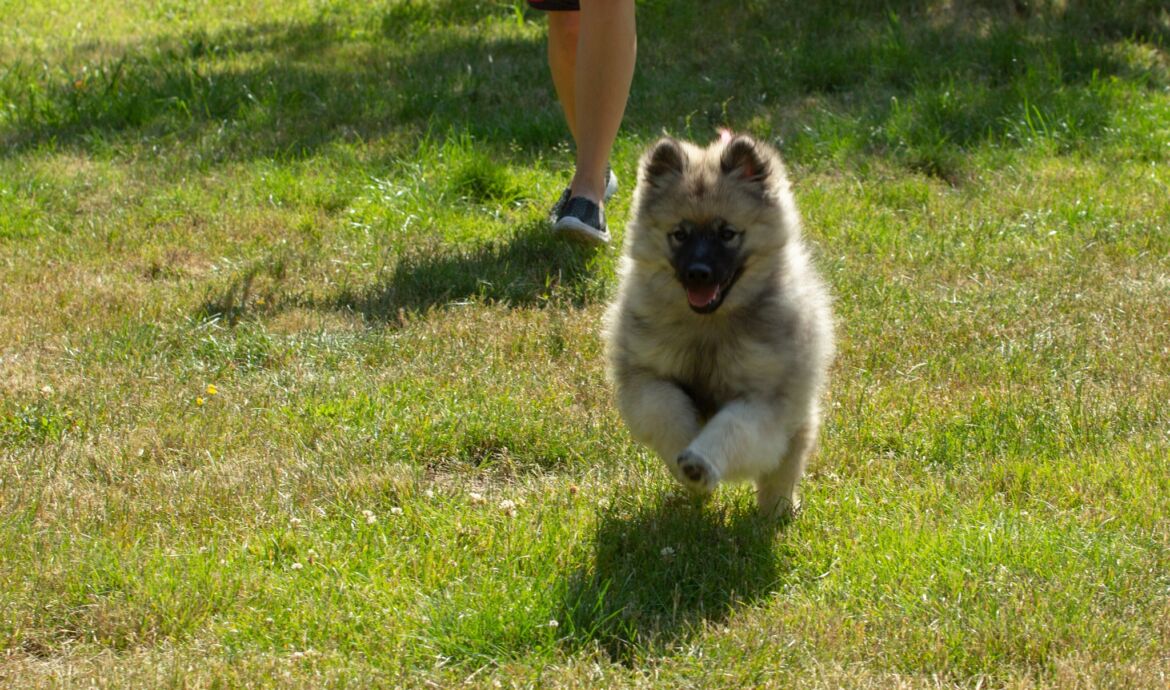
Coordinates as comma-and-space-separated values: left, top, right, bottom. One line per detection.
568, 0, 636, 204
546, 10, 581, 144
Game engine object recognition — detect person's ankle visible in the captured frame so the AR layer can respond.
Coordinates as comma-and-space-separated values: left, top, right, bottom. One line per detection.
569, 173, 606, 205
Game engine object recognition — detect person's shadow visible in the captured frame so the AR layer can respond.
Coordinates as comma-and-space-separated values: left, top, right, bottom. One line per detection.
326, 218, 608, 322
558, 491, 794, 663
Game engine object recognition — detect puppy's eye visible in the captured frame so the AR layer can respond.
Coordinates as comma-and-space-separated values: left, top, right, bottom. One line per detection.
718, 226, 739, 243
669, 227, 689, 243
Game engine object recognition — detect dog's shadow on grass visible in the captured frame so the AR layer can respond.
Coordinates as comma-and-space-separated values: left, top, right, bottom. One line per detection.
559, 492, 793, 664
328, 219, 610, 321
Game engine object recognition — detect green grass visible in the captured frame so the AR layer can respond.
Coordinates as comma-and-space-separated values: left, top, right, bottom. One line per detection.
2, 0, 1169, 686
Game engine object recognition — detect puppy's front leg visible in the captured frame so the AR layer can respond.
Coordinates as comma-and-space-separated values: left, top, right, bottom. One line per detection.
678, 398, 789, 492
614, 371, 702, 484
755, 416, 819, 519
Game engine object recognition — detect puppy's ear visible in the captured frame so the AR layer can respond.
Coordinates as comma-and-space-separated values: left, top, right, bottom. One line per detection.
720, 135, 771, 189
641, 137, 686, 188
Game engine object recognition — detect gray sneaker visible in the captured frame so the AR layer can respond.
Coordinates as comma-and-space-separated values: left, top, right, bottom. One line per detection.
548, 165, 618, 221
553, 196, 610, 245
602, 165, 619, 200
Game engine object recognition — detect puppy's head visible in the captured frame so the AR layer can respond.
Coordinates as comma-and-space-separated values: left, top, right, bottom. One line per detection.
625, 133, 798, 315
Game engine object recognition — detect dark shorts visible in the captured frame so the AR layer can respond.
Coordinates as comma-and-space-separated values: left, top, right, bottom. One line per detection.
527, 0, 580, 10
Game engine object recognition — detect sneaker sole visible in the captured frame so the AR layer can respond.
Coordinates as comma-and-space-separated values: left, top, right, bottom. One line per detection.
553, 216, 611, 245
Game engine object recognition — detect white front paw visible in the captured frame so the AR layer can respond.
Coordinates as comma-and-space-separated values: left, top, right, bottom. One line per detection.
674, 449, 720, 494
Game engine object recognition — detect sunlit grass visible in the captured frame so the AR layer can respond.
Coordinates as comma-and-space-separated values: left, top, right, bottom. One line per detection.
2, 0, 1168, 687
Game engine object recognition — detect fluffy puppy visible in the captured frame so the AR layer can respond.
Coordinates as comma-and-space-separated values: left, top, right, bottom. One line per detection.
604, 133, 834, 517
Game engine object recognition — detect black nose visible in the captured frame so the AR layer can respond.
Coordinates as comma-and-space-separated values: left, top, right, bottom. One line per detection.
685, 263, 713, 284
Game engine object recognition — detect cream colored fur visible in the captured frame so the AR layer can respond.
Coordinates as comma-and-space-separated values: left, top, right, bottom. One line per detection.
603, 134, 835, 517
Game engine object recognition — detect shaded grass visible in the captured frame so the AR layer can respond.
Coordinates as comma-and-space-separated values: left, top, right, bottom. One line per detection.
325, 220, 610, 319
560, 493, 791, 664
3, 1, 1168, 172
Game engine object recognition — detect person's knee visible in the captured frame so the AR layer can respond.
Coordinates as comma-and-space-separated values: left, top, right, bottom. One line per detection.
548, 11, 580, 42
581, 0, 634, 12
547, 11, 580, 69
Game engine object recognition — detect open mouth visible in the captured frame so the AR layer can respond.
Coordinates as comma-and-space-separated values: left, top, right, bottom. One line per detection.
684, 268, 743, 314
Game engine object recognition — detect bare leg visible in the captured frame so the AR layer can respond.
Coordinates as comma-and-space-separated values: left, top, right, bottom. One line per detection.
569, 0, 636, 204
546, 11, 580, 144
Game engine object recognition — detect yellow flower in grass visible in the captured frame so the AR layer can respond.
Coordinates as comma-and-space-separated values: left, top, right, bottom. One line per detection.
195, 396, 205, 406
206, 384, 217, 396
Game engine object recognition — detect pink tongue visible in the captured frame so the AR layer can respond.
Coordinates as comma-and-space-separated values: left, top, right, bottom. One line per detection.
687, 284, 720, 308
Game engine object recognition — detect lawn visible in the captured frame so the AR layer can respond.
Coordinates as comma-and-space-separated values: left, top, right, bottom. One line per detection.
2, 0, 1168, 686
